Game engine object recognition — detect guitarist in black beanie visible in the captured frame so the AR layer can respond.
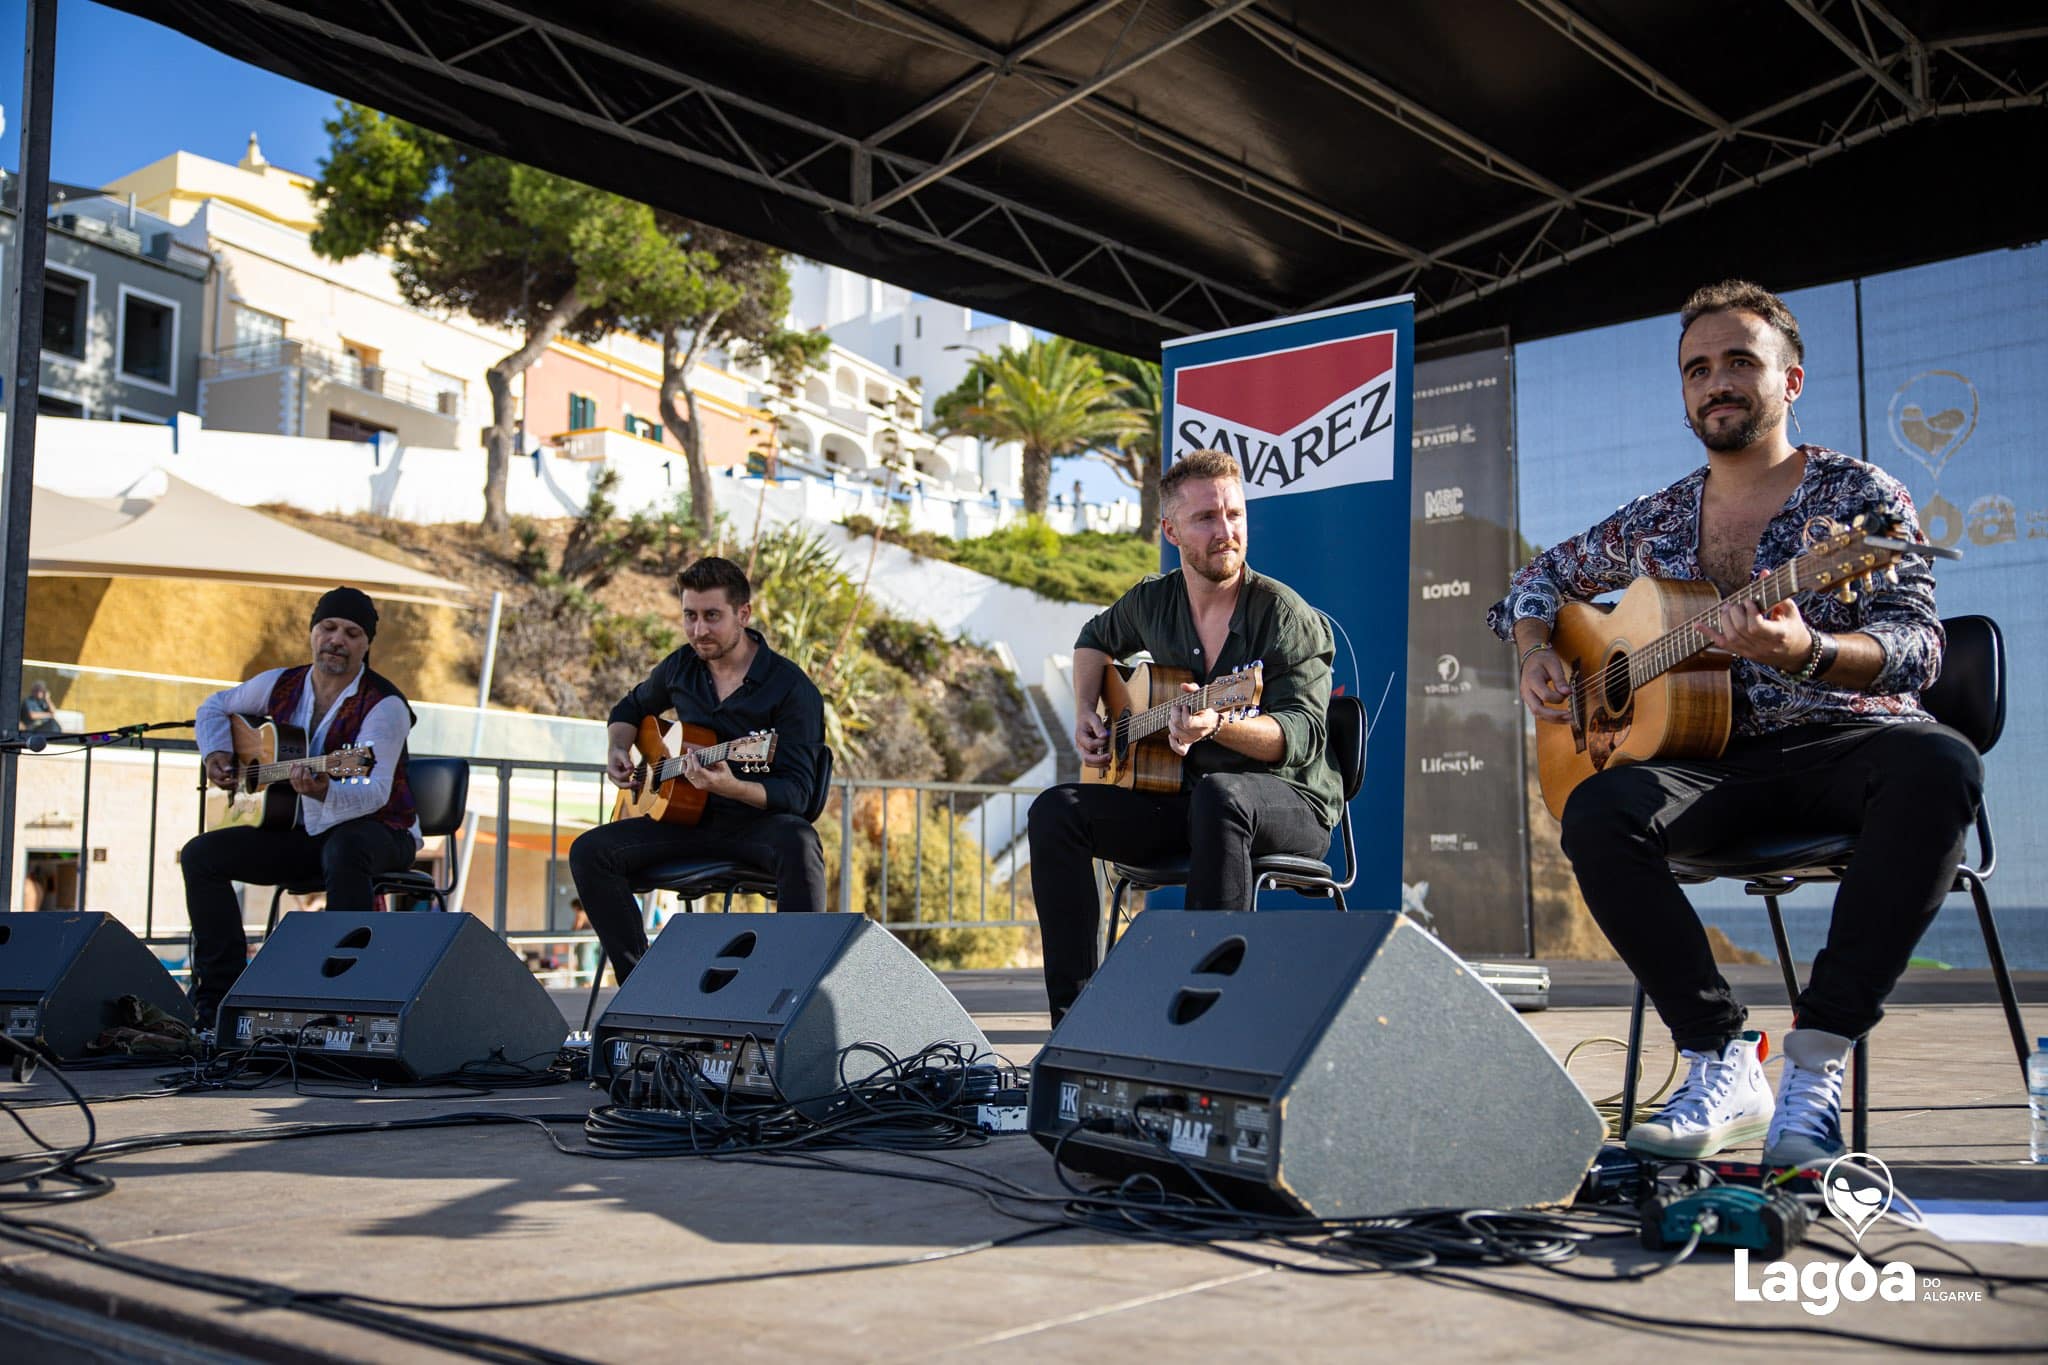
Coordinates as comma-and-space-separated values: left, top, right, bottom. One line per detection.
180, 586, 419, 1027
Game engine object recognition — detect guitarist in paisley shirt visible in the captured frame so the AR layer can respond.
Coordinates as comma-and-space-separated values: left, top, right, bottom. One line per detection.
1028, 450, 1342, 1023
569, 557, 826, 983
1489, 281, 1981, 1168
181, 587, 420, 1025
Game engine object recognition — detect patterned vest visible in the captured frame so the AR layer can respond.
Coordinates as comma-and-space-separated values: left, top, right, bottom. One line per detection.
265, 665, 417, 832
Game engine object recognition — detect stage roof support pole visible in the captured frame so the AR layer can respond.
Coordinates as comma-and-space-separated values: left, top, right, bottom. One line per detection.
0, 0, 58, 912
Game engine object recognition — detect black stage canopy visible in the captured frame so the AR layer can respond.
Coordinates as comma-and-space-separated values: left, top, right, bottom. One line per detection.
87, 1, 2048, 349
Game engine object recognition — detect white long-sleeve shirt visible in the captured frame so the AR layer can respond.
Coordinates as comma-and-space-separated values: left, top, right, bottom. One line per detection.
195, 666, 422, 845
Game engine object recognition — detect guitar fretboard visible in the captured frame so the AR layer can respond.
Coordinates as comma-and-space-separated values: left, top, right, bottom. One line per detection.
1115, 668, 1259, 745
1627, 559, 1802, 687
237, 748, 367, 790
644, 736, 763, 783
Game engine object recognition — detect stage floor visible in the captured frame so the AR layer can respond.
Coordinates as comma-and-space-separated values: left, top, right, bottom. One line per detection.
4, 965, 2045, 1362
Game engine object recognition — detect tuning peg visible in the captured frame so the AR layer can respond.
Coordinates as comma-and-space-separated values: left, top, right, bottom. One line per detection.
1884, 565, 1899, 585
1838, 582, 1856, 604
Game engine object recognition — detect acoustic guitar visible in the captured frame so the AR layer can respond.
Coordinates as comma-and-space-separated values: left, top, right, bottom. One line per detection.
1082, 660, 1264, 793
610, 716, 780, 826
1536, 510, 1956, 817
218, 714, 377, 829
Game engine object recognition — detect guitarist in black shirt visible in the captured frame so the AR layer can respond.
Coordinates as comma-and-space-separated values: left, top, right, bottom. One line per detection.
569, 557, 827, 982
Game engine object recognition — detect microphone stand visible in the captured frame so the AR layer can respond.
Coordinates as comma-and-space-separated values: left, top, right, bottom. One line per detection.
17, 718, 196, 753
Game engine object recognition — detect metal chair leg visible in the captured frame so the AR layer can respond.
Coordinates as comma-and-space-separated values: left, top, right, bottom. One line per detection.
581, 948, 608, 1034
266, 886, 285, 935
1963, 871, 2033, 1073
1619, 984, 1648, 1137
1764, 894, 1800, 1008
1852, 1035, 1870, 1154
1332, 885, 1346, 911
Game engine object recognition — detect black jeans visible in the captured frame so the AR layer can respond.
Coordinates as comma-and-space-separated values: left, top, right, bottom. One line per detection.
1558, 721, 1982, 1050
568, 809, 826, 982
1028, 772, 1331, 1019
181, 818, 420, 1012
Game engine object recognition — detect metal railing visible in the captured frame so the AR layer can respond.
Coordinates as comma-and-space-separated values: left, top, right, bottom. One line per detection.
204, 340, 464, 419
11, 735, 1044, 978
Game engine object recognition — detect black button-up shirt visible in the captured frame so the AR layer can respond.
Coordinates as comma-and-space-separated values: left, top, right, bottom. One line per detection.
1075, 566, 1341, 828
608, 629, 826, 819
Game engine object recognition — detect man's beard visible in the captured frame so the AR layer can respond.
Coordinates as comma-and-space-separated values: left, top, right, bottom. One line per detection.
1186, 544, 1242, 584
1695, 396, 1782, 452
692, 636, 733, 660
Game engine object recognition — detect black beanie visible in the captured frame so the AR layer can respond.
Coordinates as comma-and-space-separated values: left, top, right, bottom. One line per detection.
312, 586, 378, 640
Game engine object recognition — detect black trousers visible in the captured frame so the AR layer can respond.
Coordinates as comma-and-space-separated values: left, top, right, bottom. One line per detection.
1028, 772, 1331, 1019
568, 809, 826, 982
1558, 721, 1982, 1050
181, 818, 419, 1012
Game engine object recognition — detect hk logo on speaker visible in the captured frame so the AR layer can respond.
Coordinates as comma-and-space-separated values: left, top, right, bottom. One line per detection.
1172, 331, 1398, 500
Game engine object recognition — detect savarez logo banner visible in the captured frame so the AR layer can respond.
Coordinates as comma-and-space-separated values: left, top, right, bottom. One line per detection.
1172, 332, 1398, 500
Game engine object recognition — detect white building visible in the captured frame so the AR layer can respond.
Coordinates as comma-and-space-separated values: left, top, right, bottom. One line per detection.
787, 260, 1031, 497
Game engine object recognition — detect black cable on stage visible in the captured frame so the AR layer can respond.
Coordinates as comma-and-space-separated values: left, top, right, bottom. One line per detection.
9, 1034, 2047, 1355
0, 1037, 115, 1205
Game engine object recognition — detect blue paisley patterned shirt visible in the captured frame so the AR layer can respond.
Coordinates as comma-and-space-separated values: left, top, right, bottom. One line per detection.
1486, 446, 1942, 736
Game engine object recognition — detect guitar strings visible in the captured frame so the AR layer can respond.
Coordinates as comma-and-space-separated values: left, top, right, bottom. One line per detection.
1566, 535, 1900, 709
1565, 564, 1793, 708
1110, 671, 1255, 749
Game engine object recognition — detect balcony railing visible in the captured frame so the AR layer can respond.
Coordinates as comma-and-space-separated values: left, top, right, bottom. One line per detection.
205, 340, 465, 419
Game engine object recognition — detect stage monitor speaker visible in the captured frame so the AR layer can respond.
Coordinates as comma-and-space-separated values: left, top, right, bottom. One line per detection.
591, 913, 989, 1115
219, 912, 566, 1079
0, 912, 193, 1061
1030, 911, 1601, 1218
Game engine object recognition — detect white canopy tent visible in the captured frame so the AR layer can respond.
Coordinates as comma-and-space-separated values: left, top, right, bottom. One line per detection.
28, 473, 468, 605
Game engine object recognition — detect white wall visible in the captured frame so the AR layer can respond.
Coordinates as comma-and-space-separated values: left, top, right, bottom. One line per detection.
17, 414, 1133, 688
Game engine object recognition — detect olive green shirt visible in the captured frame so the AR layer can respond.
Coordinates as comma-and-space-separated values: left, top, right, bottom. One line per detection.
1075, 566, 1341, 828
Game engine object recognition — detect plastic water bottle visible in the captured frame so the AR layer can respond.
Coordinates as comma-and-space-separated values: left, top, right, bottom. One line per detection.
2030, 1037, 2048, 1164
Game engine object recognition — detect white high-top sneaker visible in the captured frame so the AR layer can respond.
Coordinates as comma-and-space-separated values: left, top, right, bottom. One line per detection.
1763, 1027, 1853, 1169
1625, 1030, 1774, 1159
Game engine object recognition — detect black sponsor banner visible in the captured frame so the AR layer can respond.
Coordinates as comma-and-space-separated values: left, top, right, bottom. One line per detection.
1404, 331, 1528, 956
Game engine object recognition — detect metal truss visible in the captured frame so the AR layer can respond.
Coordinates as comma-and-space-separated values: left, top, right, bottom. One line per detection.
222, 0, 1289, 337
1315, 0, 2048, 323
211, 0, 2047, 337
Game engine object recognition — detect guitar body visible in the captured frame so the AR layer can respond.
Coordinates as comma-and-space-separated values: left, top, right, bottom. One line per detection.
225, 714, 307, 830
612, 716, 715, 827
1538, 577, 1732, 819
1083, 662, 1194, 794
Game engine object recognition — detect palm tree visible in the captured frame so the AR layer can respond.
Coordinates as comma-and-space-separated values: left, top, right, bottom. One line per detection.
943, 337, 1144, 517
1083, 350, 1164, 543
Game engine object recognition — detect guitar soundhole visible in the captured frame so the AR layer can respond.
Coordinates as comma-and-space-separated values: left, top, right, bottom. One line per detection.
1169, 988, 1221, 1025
718, 932, 757, 960
1193, 937, 1246, 976
1602, 651, 1633, 712
701, 967, 738, 994
321, 955, 358, 978
335, 927, 373, 950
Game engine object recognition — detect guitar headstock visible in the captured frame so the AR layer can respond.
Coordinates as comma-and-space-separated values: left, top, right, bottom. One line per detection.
729, 729, 779, 774
1213, 660, 1265, 721
327, 744, 376, 782
1796, 504, 1956, 605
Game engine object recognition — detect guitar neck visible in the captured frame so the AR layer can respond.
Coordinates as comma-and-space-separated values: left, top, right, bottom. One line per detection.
1124, 673, 1253, 742
1631, 559, 1802, 687
242, 749, 354, 787
652, 736, 747, 782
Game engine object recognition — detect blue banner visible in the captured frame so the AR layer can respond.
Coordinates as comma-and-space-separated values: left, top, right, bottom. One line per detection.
1158, 297, 1416, 910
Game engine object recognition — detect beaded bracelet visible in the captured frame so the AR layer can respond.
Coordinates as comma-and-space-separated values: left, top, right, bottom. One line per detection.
1790, 630, 1837, 683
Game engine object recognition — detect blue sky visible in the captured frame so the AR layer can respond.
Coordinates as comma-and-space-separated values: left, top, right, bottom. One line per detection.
0, 0, 340, 185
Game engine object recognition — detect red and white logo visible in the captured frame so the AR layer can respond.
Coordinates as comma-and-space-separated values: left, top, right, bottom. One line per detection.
1172, 331, 1398, 500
